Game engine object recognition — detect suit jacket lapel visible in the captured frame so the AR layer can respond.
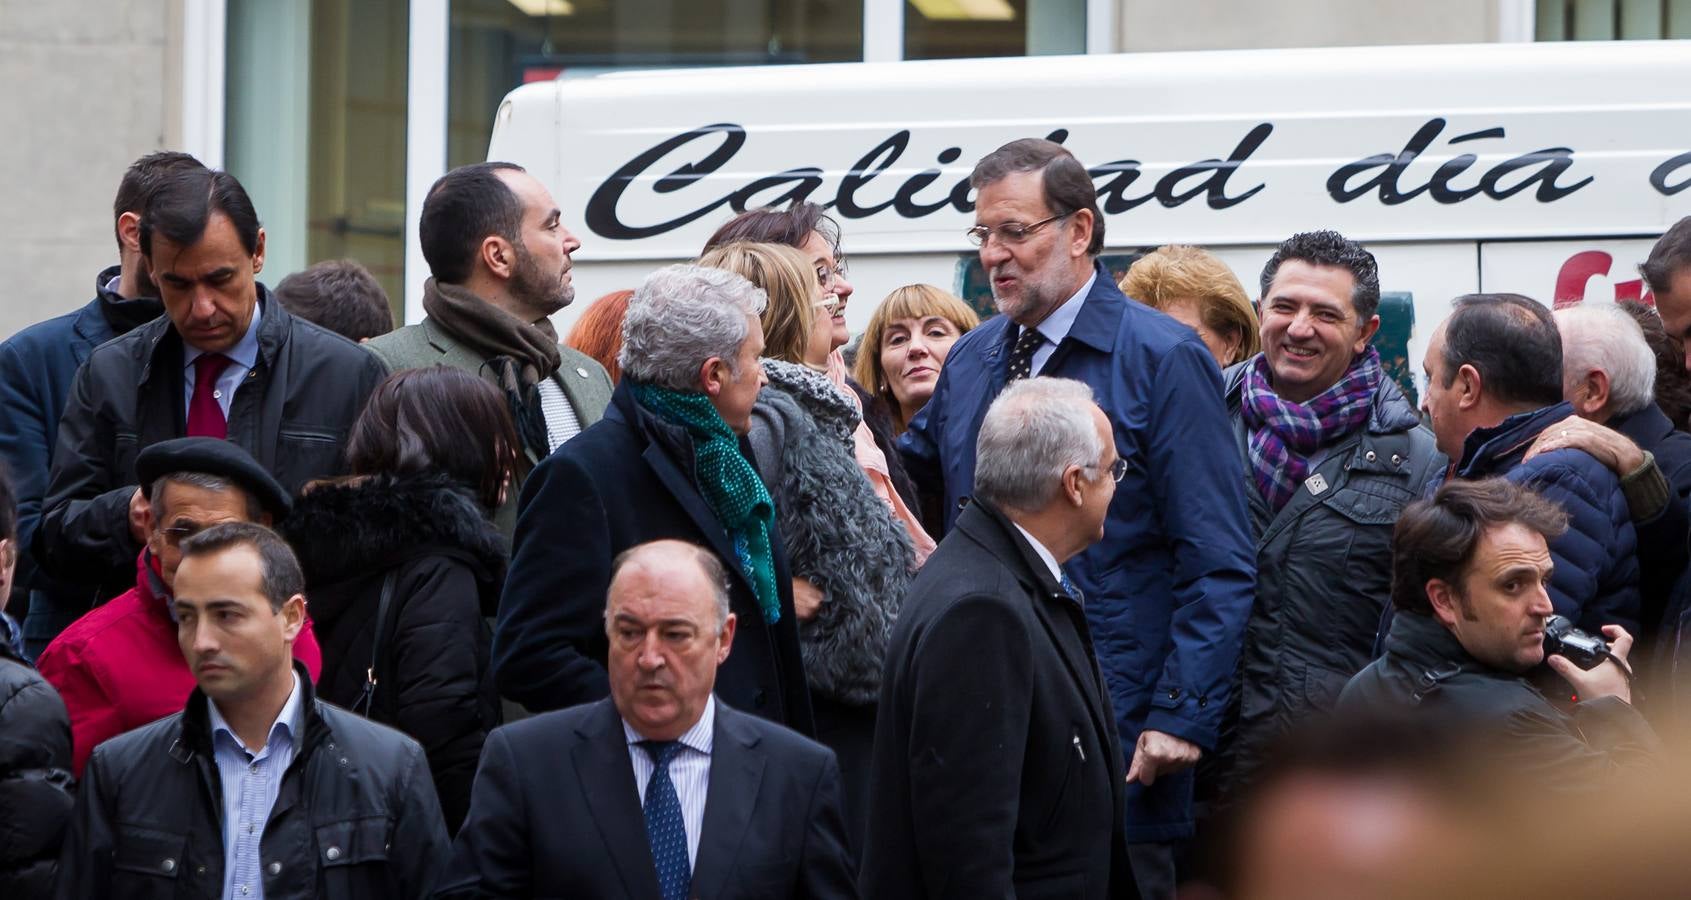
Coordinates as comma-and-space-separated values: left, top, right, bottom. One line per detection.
641, 443, 757, 598
572, 700, 663, 900
690, 704, 765, 900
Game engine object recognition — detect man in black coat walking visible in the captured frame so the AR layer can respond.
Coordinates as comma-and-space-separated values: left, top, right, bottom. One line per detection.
54, 522, 448, 900
34, 167, 385, 602
495, 264, 813, 735
862, 377, 1136, 899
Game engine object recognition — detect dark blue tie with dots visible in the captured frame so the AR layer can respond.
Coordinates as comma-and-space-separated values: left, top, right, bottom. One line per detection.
1006, 326, 1046, 381
640, 740, 690, 900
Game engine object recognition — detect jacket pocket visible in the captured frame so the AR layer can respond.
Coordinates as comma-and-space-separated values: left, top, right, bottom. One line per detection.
314, 815, 393, 867
1039, 726, 1086, 834
112, 825, 187, 897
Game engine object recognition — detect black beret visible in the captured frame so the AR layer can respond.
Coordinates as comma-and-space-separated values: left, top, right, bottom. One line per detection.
135, 438, 293, 518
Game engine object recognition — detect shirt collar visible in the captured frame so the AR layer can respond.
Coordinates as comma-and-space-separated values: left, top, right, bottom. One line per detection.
183, 295, 263, 371
1023, 270, 1095, 347
623, 694, 716, 756
209, 669, 302, 757
1010, 521, 1063, 585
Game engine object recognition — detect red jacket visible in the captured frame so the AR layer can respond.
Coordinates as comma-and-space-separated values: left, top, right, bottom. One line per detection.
37, 551, 323, 775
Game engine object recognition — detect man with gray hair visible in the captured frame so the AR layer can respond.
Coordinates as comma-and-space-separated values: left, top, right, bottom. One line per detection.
864, 377, 1136, 899
495, 264, 815, 739
1546, 303, 1691, 642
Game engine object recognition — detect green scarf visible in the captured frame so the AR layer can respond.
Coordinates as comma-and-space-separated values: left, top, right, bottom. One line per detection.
631, 382, 781, 625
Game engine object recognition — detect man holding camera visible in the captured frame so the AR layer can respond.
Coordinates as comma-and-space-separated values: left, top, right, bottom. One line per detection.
1339, 477, 1659, 781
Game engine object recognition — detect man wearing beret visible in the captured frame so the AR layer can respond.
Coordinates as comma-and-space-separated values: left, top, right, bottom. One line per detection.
37, 438, 322, 776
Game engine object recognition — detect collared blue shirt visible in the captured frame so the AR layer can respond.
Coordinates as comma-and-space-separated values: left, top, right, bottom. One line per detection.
183, 298, 262, 420
208, 671, 302, 900
1024, 270, 1096, 375
623, 696, 715, 872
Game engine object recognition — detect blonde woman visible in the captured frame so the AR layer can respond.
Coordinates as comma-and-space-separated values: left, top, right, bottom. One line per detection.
699, 240, 917, 850
1120, 244, 1261, 367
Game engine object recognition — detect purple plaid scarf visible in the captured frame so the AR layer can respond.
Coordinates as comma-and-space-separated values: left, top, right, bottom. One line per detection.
1240, 346, 1382, 512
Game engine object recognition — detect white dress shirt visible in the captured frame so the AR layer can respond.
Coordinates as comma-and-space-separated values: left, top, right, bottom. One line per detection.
1012, 521, 1064, 584
1022, 270, 1096, 375
623, 696, 715, 872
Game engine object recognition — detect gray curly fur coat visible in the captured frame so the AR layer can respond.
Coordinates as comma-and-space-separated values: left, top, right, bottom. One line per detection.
747, 359, 916, 706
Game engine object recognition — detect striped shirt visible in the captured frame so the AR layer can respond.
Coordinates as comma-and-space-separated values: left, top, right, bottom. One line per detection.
536, 376, 581, 451
207, 672, 303, 900
623, 696, 715, 872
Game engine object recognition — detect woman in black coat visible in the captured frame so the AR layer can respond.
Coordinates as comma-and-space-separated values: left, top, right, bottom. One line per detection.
280, 366, 519, 835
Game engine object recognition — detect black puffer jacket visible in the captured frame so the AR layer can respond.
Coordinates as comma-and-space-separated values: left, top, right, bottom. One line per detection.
1218, 364, 1444, 790
747, 360, 916, 706
54, 662, 448, 900
35, 289, 386, 600
280, 475, 505, 835
0, 641, 74, 900
1340, 612, 1660, 782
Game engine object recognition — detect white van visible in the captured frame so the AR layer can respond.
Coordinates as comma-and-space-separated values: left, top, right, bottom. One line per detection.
489, 39, 1691, 398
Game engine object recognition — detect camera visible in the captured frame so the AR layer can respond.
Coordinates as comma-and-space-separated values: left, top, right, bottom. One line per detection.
1542, 615, 1609, 670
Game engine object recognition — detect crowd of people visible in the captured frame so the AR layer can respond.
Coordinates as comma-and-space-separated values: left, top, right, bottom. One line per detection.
0, 135, 1688, 899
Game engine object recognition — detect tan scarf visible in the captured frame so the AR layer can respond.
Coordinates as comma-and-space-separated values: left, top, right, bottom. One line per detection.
422, 278, 562, 457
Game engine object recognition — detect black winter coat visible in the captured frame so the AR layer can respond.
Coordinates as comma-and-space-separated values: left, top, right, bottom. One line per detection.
0, 642, 74, 900
34, 289, 386, 600
1611, 403, 1691, 635
54, 662, 449, 900
279, 475, 505, 836
1339, 612, 1660, 783
1218, 364, 1444, 790
494, 382, 815, 736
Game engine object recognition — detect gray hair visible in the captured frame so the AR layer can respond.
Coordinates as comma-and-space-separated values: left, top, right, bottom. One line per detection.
1554, 304, 1657, 418
149, 472, 262, 523
974, 377, 1104, 512
607, 540, 733, 631
619, 264, 768, 390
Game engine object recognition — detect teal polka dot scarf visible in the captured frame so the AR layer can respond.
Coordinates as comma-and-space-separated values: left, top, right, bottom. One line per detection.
632, 382, 781, 625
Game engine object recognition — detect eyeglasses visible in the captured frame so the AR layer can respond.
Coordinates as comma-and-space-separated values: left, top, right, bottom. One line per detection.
162, 521, 210, 547
815, 261, 849, 292
1084, 457, 1128, 483
965, 212, 1072, 247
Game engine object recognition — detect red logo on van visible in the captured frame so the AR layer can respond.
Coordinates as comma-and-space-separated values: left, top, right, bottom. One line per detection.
1552, 251, 1652, 308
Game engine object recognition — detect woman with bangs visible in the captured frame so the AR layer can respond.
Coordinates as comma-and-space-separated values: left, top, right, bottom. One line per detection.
699, 240, 916, 854
1120, 243, 1261, 368
853, 284, 981, 437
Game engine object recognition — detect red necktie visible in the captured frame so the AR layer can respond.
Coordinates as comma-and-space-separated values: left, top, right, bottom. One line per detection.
187, 353, 233, 439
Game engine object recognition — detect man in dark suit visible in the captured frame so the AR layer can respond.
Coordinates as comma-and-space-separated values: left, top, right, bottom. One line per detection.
900, 139, 1255, 896
864, 377, 1137, 899
443, 540, 855, 899
495, 264, 813, 735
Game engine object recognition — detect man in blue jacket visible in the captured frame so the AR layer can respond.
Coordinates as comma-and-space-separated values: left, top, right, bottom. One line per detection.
0, 151, 205, 658
900, 138, 1255, 898
1421, 293, 1642, 635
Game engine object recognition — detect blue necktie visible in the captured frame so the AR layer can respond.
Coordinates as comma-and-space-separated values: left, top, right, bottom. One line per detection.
1060, 572, 1082, 604
640, 740, 690, 900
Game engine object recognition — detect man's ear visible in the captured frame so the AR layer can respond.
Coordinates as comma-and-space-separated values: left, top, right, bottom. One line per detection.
1067, 208, 1095, 260
117, 212, 143, 254
1456, 364, 1484, 411
480, 235, 515, 280
716, 612, 737, 665
1356, 314, 1381, 350
1062, 464, 1086, 507
699, 357, 728, 398
1572, 368, 1610, 417
1426, 578, 1460, 628
251, 227, 267, 275
279, 594, 306, 642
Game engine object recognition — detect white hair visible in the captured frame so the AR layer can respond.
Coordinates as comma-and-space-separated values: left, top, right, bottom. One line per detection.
974, 377, 1104, 512
619, 264, 768, 390
1554, 303, 1656, 418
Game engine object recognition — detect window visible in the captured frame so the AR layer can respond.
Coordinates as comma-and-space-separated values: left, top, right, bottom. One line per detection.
905, 0, 1085, 60
1535, 0, 1691, 39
